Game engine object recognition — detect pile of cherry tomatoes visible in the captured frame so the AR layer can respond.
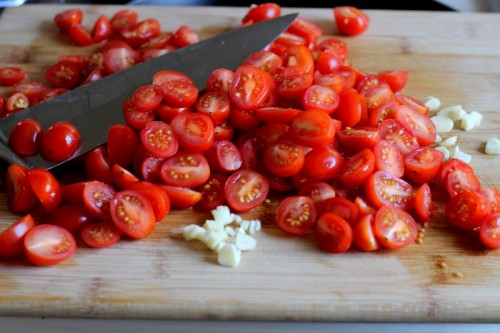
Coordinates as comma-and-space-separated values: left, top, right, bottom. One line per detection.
1, 3, 499, 266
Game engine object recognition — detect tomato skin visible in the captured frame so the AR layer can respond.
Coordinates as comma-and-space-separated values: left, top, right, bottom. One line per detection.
445, 191, 491, 231
302, 146, 344, 180
243, 2, 281, 23
243, 50, 283, 72
121, 18, 161, 47
373, 139, 404, 178
6, 92, 29, 114
128, 181, 171, 222
159, 185, 202, 209
297, 181, 336, 204
365, 171, 414, 210
172, 25, 199, 48
104, 47, 141, 75
81, 222, 122, 248
224, 169, 269, 213
317, 197, 359, 226
110, 9, 138, 33
0, 67, 27, 86
5, 164, 38, 213
374, 205, 418, 249
353, 213, 379, 252
394, 105, 436, 146
24, 224, 77, 266
8, 119, 43, 156
378, 70, 408, 93
479, 214, 500, 249
439, 158, 475, 188
107, 124, 138, 169
481, 188, 500, 213
334, 88, 364, 127
276, 196, 317, 235
40, 122, 80, 162
54, 8, 83, 32
333, 6, 370, 36
404, 147, 444, 185
0, 214, 35, 257
110, 190, 156, 239
230, 65, 270, 111
85, 146, 113, 185
112, 164, 139, 191
445, 167, 481, 199
337, 127, 379, 152
314, 213, 353, 253
255, 107, 301, 124
49, 204, 95, 235
68, 24, 93, 46
28, 168, 62, 212
338, 148, 375, 187
263, 141, 305, 177
378, 119, 419, 155
395, 94, 429, 115
91, 15, 111, 43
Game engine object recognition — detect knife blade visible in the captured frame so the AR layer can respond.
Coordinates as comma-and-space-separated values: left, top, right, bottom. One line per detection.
0, 13, 298, 170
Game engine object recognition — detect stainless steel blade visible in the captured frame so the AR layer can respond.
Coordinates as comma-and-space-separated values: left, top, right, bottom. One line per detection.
0, 13, 298, 170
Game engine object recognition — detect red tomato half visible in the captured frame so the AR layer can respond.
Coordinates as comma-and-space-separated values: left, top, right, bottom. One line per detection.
81, 222, 122, 248
40, 122, 80, 162
27, 168, 62, 212
224, 169, 269, 212
263, 141, 305, 177
140, 121, 178, 158
314, 213, 353, 253
24, 224, 77, 266
230, 65, 270, 111
0, 67, 27, 86
445, 191, 491, 230
170, 112, 214, 153
54, 8, 83, 32
160, 152, 210, 188
110, 190, 156, 239
365, 171, 413, 210
8, 119, 43, 156
49, 204, 94, 235
404, 147, 444, 185
0, 214, 35, 257
374, 205, 418, 249
333, 6, 370, 36
394, 105, 436, 146
479, 214, 500, 249
288, 109, 335, 148
276, 196, 317, 235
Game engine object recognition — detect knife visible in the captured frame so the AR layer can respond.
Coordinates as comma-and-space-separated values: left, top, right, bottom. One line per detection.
0, 13, 298, 170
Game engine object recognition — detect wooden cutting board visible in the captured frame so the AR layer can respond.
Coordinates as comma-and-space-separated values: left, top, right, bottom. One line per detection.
1, 4, 500, 322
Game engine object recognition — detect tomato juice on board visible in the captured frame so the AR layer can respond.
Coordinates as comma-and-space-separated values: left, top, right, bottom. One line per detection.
1, 4, 498, 267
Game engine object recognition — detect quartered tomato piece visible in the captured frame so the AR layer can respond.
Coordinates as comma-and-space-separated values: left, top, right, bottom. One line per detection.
24, 224, 77, 266
0, 214, 35, 257
276, 196, 317, 235
85, 146, 113, 185
68, 24, 93, 46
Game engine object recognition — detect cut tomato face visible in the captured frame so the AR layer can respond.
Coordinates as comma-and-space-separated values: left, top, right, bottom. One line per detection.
394, 105, 437, 146
110, 190, 156, 239
377, 70, 408, 93
206, 68, 234, 94
123, 98, 156, 130
404, 147, 444, 185
263, 141, 305, 178
337, 127, 379, 152
172, 24, 199, 47
230, 65, 270, 111
224, 169, 269, 213
373, 139, 404, 178
195, 91, 231, 125
374, 205, 418, 249
378, 119, 419, 155
170, 112, 214, 153
333, 6, 370, 36
276, 196, 317, 235
0, 214, 35, 257
338, 148, 375, 187
104, 47, 141, 74
288, 109, 335, 148
110, 9, 138, 34
81, 222, 122, 248
159, 185, 202, 209
353, 213, 379, 252
54, 8, 83, 32
297, 181, 336, 204
24, 224, 77, 266
302, 146, 344, 180
314, 213, 353, 253
205, 140, 242, 174
83, 181, 116, 221
365, 170, 413, 210
414, 183, 437, 223
140, 121, 178, 158
0, 67, 27, 86
128, 181, 171, 222
199, 173, 228, 210
132, 85, 163, 112
243, 50, 283, 72
302, 84, 339, 113
160, 79, 199, 108
160, 152, 210, 188
479, 214, 500, 249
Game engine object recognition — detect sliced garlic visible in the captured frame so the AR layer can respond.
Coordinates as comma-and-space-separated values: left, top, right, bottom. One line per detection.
453, 150, 472, 164
437, 105, 466, 121
217, 243, 241, 268
434, 146, 450, 161
424, 96, 441, 112
485, 137, 500, 155
430, 115, 454, 133
439, 135, 458, 147
235, 233, 257, 251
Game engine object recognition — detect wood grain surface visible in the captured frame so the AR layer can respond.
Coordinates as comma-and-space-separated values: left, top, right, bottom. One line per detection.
0, 4, 500, 322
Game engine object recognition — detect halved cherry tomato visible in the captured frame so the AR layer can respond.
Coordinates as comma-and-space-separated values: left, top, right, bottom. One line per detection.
302, 84, 339, 113
374, 205, 418, 249
353, 213, 379, 252
160, 78, 199, 108
317, 197, 359, 225
81, 222, 122, 248
255, 107, 301, 124
373, 139, 404, 178
395, 94, 430, 115
368, 100, 399, 127
288, 109, 335, 147
104, 47, 141, 74
481, 188, 500, 213
230, 65, 270, 111
365, 170, 413, 210
224, 168, 269, 213
159, 185, 202, 209
229, 107, 261, 131
123, 98, 156, 130
27, 168, 62, 212
13, 81, 49, 102
49, 204, 94, 235
61, 182, 86, 204
243, 50, 283, 72
302, 146, 344, 180
414, 183, 437, 223
195, 91, 231, 125
8, 119, 43, 156
242, 2, 281, 23
31, 88, 69, 105
439, 158, 475, 188
107, 124, 138, 169
333, 6, 370, 36
24, 224, 77, 266
378, 70, 408, 93
82, 180, 116, 221
68, 24, 93, 46
378, 119, 419, 155
128, 181, 171, 222
91, 15, 111, 43
479, 214, 500, 249
172, 25, 199, 48
5, 164, 38, 213
314, 213, 353, 253
263, 141, 304, 177
199, 173, 228, 210
205, 140, 242, 174
160, 152, 210, 188
445, 191, 491, 230
110, 190, 156, 239
170, 112, 214, 153
54, 8, 83, 32
0, 67, 27, 86
445, 167, 481, 199
394, 105, 436, 146
337, 127, 379, 152
140, 121, 178, 158
297, 181, 336, 204
315, 50, 342, 74
276, 196, 317, 235
112, 164, 139, 190
334, 88, 364, 127
6, 92, 29, 114
85, 146, 113, 185
206, 68, 234, 93
0, 214, 35, 257
139, 156, 165, 183
110, 9, 138, 33
404, 147, 444, 184
121, 19, 161, 47
338, 148, 375, 187
132, 85, 163, 112
40, 122, 80, 162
